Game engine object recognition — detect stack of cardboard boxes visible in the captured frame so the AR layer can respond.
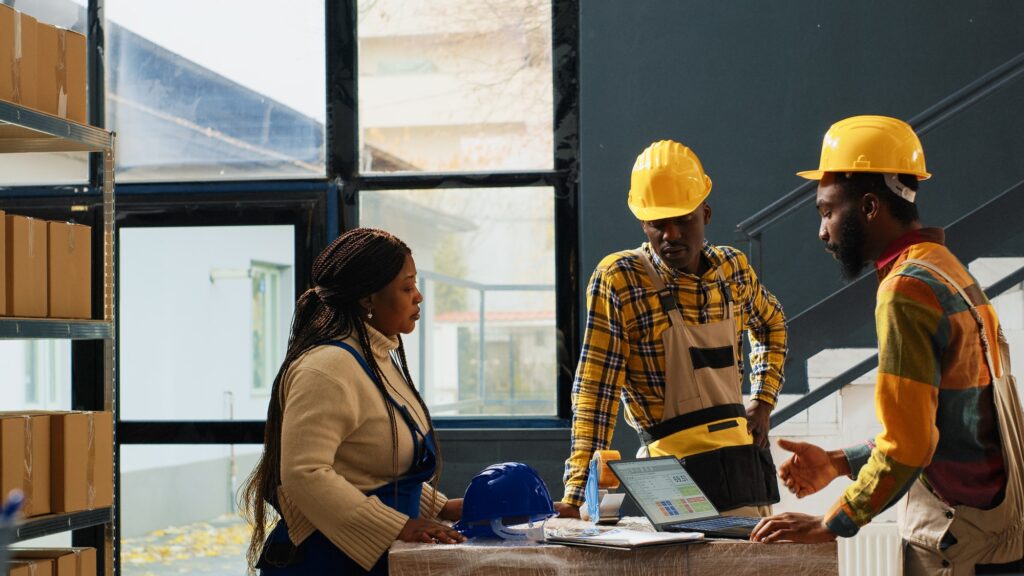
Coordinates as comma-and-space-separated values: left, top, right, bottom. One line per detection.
9, 548, 97, 576
1, 211, 92, 320
0, 4, 87, 123
0, 412, 113, 518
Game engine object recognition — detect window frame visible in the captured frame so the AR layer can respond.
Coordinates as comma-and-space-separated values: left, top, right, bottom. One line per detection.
327, 0, 580, 426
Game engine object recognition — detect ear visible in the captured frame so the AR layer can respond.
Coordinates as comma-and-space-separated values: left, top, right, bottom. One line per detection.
702, 202, 712, 225
358, 295, 373, 313
862, 193, 881, 221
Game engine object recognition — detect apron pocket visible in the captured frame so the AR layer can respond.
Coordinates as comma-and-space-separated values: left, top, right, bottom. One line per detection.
680, 445, 780, 511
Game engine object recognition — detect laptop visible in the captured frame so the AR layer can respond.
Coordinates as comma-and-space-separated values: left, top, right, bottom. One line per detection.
607, 456, 762, 539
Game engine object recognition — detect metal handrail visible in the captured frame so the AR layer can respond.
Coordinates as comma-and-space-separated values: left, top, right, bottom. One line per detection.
736, 52, 1024, 239
771, 262, 1024, 427
416, 269, 556, 416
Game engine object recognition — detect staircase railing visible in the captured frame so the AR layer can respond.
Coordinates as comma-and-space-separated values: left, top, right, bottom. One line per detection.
736, 52, 1024, 269
772, 260, 1024, 427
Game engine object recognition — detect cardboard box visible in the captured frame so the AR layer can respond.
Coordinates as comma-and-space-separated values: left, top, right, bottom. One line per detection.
47, 222, 91, 319
1, 7, 39, 107
0, 414, 51, 517
12, 548, 95, 576
2, 10, 39, 108
63, 29, 87, 124
0, 210, 6, 316
36, 24, 86, 122
7, 559, 53, 576
0, 4, 13, 103
35, 23, 58, 116
6, 215, 48, 317
0, 417, 26, 511
51, 412, 112, 513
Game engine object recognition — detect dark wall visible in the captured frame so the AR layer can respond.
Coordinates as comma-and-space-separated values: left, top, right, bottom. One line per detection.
579, 1, 1024, 331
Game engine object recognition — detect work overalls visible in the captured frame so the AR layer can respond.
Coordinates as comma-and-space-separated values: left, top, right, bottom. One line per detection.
896, 260, 1024, 576
259, 341, 438, 576
636, 251, 779, 515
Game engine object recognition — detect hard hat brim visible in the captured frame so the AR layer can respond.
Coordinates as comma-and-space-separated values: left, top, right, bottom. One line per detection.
796, 168, 932, 181
628, 189, 710, 222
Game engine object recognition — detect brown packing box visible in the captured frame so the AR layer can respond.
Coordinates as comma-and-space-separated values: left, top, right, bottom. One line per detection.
35, 23, 59, 116
0, 4, 13, 103
63, 29, 87, 124
1, 7, 39, 107
0, 210, 6, 315
51, 412, 113, 513
6, 215, 48, 317
7, 559, 53, 576
0, 417, 25, 511
47, 222, 91, 319
36, 24, 86, 122
0, 414, 51, 517
3, 10, 39, 108
12, 548, 96, 576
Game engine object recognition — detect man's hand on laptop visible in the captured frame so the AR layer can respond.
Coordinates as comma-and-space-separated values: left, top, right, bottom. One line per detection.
777, 438, 850, 498
554, 502, 581, 519
749, 513, 836, 544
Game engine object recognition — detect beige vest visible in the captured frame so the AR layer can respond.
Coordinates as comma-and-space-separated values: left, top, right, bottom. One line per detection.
897, 259, 1024, 571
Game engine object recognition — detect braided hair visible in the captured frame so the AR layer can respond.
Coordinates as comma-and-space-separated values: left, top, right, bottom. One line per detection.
241, 227, 441, 569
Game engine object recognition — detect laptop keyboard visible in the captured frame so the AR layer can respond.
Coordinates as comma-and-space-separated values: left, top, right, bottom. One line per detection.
669, 516, 760, 532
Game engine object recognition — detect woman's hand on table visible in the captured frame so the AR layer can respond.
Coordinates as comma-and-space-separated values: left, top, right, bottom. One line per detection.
398, 518, 466, 544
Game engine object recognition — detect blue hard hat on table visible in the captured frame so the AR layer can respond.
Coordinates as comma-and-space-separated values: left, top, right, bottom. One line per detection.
453, 462, 556, 539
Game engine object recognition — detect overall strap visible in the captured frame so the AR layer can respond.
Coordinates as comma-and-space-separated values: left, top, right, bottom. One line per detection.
326, 341, 423, 434
635, 250, 733, 323
636, 249, 686, 327
901, 258, 998, 382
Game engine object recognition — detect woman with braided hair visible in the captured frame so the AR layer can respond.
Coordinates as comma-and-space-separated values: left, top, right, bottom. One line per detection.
242, 227, 465, 575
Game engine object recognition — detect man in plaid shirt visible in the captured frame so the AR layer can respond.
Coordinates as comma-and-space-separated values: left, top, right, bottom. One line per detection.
557, 140, 788, 517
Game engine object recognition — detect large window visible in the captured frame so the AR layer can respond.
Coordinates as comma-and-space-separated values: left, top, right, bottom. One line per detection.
357, 0, 553, 173
119, 225, 294, 420
350, 0, 572, 421
360, 187, 557, 416
120, 444, 257, 575
105, 0, 326, 181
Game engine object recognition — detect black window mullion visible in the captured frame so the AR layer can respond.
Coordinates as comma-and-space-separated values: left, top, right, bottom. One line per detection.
119, 421, 266, 444
326, 0, 359, 231
552, 0, 581, 420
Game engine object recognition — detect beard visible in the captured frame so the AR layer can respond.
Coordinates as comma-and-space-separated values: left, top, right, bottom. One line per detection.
826, 213, 868, 280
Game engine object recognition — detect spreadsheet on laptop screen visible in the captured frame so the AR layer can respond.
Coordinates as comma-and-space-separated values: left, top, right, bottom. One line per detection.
611, 458, 717, 525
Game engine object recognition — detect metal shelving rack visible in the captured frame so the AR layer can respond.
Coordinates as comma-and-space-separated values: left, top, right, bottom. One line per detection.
0, 99, 116, 576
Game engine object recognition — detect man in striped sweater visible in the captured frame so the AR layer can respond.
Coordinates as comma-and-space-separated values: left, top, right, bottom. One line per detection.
750, 116, 1024, 575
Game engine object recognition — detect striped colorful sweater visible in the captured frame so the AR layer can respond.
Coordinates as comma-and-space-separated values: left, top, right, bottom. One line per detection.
826, 228, 1006, 537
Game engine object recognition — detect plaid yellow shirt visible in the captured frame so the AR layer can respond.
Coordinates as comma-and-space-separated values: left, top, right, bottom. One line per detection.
563, 242, 788, 506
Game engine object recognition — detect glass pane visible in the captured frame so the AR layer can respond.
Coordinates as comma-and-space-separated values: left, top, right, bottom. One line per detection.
0, 340, 72, 410
105, 0, 326, 181
0, 0, 89, 184
121, 444, 259, 575
358, 0, 554, 172
119, 226, 294, 420
360, 187, 557, 416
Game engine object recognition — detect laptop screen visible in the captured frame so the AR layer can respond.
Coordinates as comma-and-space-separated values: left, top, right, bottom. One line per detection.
608, 457, 719, 527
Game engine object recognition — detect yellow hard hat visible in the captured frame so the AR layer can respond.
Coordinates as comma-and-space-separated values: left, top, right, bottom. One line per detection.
797, 115, 931, 181
628, 140, 712, 221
